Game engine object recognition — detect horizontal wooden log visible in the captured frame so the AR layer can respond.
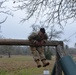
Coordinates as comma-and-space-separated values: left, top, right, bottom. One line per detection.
0, 39, 63, 46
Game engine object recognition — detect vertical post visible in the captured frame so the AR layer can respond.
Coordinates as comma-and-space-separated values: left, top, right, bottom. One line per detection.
56, 46, 62, 75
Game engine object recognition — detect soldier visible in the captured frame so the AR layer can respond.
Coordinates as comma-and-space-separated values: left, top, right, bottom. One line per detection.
28, 28, 49, 68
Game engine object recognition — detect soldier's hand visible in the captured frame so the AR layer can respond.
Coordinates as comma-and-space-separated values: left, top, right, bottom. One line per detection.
33, 41, 39, 45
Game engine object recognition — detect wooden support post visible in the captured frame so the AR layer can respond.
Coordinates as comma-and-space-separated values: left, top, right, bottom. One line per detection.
56, 46, 62, 75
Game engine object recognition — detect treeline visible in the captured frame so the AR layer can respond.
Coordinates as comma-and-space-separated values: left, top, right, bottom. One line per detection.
0, 46, 31, 57
64, 47, 76, 55
0, 45, 76, 58
0, 46, 56, 55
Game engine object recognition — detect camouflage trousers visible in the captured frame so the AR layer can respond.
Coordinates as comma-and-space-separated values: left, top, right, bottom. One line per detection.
30, 46, 46, 61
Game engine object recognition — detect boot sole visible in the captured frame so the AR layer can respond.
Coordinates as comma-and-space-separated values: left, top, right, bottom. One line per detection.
43, 62, 49, 67
37, 65, 41, 68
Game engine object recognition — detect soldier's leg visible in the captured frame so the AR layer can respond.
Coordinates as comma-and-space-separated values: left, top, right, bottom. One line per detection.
37, 47, 49, 67
37, 47, 46, 60
30, 47, 41, 68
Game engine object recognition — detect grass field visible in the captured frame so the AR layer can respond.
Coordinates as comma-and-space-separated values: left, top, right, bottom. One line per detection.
0, 55, 55, 75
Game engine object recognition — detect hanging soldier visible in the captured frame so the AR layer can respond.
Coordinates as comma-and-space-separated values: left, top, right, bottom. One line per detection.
28, 28, 50, 68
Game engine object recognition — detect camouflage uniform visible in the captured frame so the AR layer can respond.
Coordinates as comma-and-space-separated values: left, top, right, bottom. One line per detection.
28, 31, 49, 67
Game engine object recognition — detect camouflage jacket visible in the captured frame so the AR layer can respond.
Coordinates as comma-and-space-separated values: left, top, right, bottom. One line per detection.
28, 32, 48, 42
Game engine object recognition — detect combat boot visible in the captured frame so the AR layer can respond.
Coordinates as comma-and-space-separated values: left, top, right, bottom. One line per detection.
41, 59, 49, 67
35, 59, 41, 68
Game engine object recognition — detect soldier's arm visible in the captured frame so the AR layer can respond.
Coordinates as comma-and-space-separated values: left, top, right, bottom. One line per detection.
28, 32, 37, 43
40, 33, 48, 45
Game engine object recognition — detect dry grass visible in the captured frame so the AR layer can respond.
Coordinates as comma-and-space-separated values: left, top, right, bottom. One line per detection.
0, 55, 55, 75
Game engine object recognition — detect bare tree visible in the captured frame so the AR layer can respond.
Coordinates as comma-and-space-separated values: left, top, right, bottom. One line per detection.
48, 27, 63, 40
0, 0, 13, 24
13, 0, 76, 27
0, 0, 13, 34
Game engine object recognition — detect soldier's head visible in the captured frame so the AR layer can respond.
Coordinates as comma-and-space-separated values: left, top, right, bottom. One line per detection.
39, 28, 45, 36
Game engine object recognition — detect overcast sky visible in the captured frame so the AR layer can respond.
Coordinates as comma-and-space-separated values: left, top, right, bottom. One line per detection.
0, 0, 76, 48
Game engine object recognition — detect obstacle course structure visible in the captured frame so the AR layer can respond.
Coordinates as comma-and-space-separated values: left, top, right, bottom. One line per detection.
0, 39, 76, 75
51, 45, 76, 75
